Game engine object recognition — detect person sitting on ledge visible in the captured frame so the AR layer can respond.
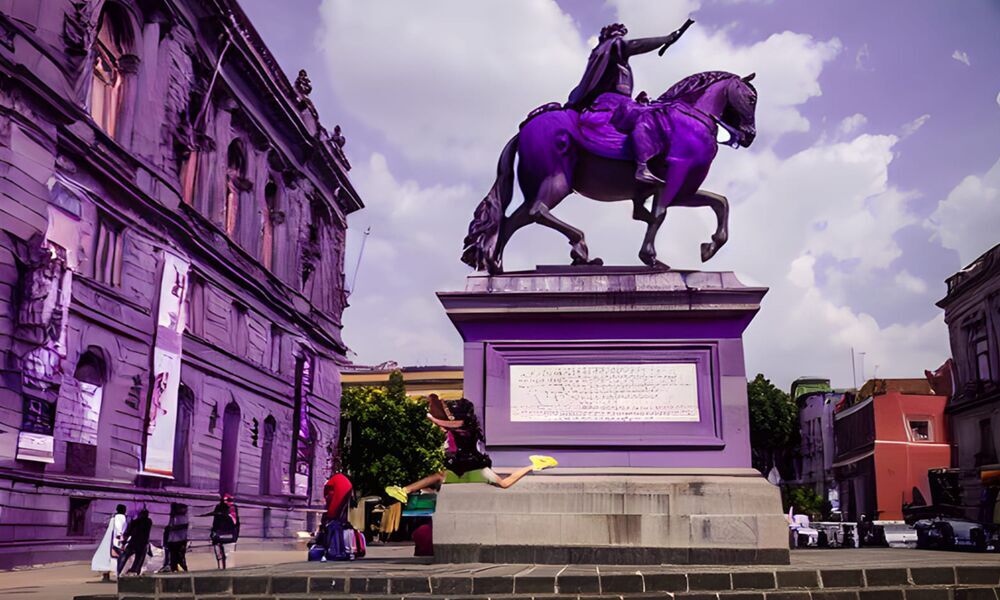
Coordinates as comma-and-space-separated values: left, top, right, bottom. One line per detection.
385, 397, 557, 502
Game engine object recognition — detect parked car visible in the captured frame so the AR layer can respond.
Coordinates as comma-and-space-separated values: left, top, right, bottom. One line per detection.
880, 522, 917, 548
914, 517, 995, 551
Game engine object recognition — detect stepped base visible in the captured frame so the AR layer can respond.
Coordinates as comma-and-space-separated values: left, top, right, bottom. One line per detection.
113, 556, 1000, 599
432, 472, 789, 564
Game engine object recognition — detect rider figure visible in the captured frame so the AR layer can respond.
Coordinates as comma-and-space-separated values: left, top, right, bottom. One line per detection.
565, 19, 695, 185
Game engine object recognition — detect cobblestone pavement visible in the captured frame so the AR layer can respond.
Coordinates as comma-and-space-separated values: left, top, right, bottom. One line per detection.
1, 546, 997, 600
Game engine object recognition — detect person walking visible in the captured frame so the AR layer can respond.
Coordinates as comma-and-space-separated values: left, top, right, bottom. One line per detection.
91, 504, 127, 582
201, 494, 239, 569
117, 508, 152, 576
160, 503, 189, 572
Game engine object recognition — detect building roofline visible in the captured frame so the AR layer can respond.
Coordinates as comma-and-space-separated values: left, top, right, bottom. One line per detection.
210, 0, 364, 216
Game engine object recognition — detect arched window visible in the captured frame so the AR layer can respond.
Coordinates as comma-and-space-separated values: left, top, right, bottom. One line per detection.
89, 4, 130, 136
219, 400, 241, 495
224, 141, 245, 238
172, 384, 195, 486
65, 348, 108, 475
260, 416, 276, 495
262, 179, 278, 270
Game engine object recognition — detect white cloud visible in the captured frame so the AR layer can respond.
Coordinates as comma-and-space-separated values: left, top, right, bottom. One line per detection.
609, 1, 842, 142
837, 113, 867, 137
952, 50, 971, 66
327, 4, 949, 389
926, 156, 1000, 266
894, 270, 929, 295
342, 153, 471, 364
317, 0, 588, 174
901, 114, 930, 138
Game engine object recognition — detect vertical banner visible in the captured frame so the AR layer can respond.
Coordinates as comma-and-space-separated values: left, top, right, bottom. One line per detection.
141, 251, 189, 477
291, 354, 314, 496
16, 240, 73, 463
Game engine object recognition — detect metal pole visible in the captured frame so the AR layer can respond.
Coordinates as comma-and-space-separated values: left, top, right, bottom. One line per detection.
851, 347, 857, 389
194, 37, 232, 130
347, 226, 371, 297
859, 352, 867, 384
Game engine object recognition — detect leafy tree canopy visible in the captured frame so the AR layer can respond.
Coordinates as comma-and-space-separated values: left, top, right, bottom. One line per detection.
339, 371, 444, 497
747, 373, 799, 474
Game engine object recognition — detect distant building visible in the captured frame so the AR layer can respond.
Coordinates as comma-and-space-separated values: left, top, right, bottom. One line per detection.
790, 377, 842, 509
0, 0, 361, 567
937, 243, 1000, 523
832, 379, 950, 521
341, 364, 464, 400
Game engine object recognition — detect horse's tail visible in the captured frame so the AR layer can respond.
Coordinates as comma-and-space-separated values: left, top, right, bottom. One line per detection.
461, 133, 519, 272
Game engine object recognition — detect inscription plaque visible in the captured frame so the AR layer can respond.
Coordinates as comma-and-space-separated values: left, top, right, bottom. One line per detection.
509, 363, 699, 422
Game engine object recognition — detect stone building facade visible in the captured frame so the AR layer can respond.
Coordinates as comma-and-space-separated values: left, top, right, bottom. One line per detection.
937, 243, 1000, 523
0, 0, 362, 567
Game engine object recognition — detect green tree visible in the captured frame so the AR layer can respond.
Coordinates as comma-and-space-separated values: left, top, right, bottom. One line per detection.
747, 373, 798, 475
783, 486, 828, 521
339, 371, 444, 497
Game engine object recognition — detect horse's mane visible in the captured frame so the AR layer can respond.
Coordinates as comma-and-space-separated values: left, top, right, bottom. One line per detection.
658, 71, 742, 103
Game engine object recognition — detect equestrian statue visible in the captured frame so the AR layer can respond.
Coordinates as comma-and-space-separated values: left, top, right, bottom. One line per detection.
461, 20, 758, 273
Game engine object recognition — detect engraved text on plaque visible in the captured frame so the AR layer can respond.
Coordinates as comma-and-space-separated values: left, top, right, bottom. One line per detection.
509, 363, 699, 422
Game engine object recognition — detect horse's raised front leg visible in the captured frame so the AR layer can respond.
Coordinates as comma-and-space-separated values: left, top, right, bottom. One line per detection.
528, 175, 601, 266
671, 189, 730, 262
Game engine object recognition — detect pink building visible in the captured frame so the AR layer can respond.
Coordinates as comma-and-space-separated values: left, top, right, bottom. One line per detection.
833, 379, 950, 521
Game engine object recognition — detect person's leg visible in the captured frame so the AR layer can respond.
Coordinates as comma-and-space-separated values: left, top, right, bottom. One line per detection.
493, 455, 559, 489
177, 544, 188, 572
116, 546, 133, 576
632, 113, 665, 184
403, 471, 445, 494
129, 544, 147, 574
386, 471, 445, 502
494, 466, 535, 489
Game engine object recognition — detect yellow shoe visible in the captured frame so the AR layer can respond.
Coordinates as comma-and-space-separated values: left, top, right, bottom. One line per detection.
385, 485, 408, 504
529, 455, 558, 471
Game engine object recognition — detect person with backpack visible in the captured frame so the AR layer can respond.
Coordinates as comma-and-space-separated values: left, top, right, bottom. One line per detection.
91, 504, 127, 582
201, 494, 239, 569
159, 503, 189, 572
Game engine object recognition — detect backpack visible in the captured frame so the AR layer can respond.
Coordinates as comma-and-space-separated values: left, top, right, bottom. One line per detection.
354, 528, 367, 558
322, 520, 350, 561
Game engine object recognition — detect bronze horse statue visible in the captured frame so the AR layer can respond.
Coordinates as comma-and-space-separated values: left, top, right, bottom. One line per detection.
462, 71, 758, 273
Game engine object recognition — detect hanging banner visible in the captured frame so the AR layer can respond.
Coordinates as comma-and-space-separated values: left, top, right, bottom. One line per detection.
16, 237, 73, 463
141, 251, 189, 477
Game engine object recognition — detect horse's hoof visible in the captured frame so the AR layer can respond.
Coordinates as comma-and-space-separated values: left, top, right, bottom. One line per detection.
639, 252, 669, 269
701, 242, 716, 262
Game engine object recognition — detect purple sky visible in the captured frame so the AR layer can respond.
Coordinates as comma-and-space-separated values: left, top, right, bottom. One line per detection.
240, 0, 1000, 389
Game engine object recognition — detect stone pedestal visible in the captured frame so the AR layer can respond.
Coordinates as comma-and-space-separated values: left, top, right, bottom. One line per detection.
434, 266, 787, 564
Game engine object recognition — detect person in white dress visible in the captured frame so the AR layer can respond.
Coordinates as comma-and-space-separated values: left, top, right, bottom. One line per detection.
91, 504, 127, 581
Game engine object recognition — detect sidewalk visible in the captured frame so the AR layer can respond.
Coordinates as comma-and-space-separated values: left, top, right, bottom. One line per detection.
0, 545, 415, 600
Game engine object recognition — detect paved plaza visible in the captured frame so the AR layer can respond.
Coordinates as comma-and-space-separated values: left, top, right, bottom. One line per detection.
1, 546, 997, 600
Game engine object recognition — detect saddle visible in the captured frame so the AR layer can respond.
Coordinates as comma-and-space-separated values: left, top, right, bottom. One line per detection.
522, 93, 674, 162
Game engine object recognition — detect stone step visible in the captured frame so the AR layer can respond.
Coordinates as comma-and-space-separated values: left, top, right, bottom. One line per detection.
115, 565, 1000, 599
100, 585, 1000, 600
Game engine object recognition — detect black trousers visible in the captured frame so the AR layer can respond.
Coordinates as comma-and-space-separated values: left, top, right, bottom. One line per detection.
117, 543, 147, 574
166, 541, 187, 571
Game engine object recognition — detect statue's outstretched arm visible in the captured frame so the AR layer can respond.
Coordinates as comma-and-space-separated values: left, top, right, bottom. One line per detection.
625, 19, 694, 57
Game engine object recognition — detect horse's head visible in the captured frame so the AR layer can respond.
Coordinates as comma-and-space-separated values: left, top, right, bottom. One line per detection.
722, 73, 757, 147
